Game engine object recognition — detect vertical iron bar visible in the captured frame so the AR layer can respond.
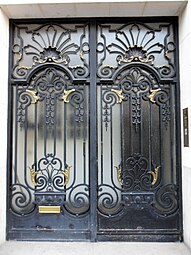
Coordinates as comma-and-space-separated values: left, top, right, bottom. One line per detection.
100, 84, 103, 184
159, 100, 162, 178
170, 85, 174, 183
34, 98, 37, 169
24, 108, 28, 186
140, 95, 143, 154
89, 20, 97, 242
7, 22, 14, 238
149, 98, 152, 171
44, 98, 47, 156
120, 94, 122, 177
53, 95, 57, 157
83, 85, 87, 183
160, 104, 164, 184
73, 107, 77, 188
64, 100, 66, 166
110, 107, 114, 184
14, 86, 18, 183
130, 95, 133, 154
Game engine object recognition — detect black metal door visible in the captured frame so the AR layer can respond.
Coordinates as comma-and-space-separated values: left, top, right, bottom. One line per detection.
7, 18, 182, 242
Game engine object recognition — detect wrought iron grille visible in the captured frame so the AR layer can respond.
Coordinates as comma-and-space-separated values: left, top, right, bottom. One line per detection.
8, 19, 182, 242
10, 23, 90, 219
96, 21, 181, 238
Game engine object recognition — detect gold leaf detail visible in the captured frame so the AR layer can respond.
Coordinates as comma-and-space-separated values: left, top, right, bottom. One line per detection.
148, 166, 160, 185
62, 165, 71, 186
148, 88, 161, 103
115, 165, 122, 186
25, 90, 40, 104
38, 206, 61, 214
29, 166, 37, 186
61, 89, 75, 103
111, 89, 125, 104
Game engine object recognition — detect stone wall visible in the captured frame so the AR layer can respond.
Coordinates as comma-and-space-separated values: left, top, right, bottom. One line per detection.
179, 0, 191, 249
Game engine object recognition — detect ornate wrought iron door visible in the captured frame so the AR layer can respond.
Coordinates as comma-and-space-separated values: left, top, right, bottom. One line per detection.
8, 21, 91, 241
7, 18, 182, 242
96, 20, 182, 241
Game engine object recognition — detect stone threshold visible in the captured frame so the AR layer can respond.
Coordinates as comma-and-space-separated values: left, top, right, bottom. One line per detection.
0, 241, 191, 255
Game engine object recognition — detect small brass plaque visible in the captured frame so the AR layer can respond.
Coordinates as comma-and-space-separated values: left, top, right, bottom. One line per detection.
38, 206, 61, 214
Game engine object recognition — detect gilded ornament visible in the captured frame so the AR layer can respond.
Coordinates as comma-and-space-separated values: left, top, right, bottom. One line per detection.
148, 166, 160, 185
25, 90, 40, 104
115, 165, 123, 186
61, 89, 75, 103
148, 88, 161, 103
38, 206, 61, 214
29, 166, 37, 186
62, 165, 71, 186
111, 89, 125, 104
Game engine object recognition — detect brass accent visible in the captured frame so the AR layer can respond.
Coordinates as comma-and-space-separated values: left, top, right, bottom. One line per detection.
119, 55, 152, 64
111, 89, 125, 104
80, 51, 84, 60
18, 65, 33, 71
115, 165, 122, 186
62, 165, 71, 186
18, 56, 68, 70
148, 166, 160, 185
51, 57, 68, 64
70, 65, 84, 69
102, 65, 115, 69
25, 90, 40, 104
29, 166, 37, 186
38, 206, 61, 214
61, 89, 75, 103
147, 88, 161, 103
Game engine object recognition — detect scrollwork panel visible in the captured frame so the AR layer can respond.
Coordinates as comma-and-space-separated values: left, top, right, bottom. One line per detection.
12, 23, 90, 80
98, 65, 178, 221
11, 66, 90, 216
97, 22, 176, 80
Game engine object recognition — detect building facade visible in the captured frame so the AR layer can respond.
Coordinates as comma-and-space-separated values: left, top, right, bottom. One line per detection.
0, 0, 191, 251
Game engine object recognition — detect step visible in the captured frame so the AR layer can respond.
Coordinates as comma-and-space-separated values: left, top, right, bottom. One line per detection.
0, 241, 191, 255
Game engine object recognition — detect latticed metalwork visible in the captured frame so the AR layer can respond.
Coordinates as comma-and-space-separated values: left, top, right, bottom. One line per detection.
8, 19, 182, 242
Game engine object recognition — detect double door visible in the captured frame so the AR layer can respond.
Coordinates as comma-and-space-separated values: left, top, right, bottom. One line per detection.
8, 18, 182, 241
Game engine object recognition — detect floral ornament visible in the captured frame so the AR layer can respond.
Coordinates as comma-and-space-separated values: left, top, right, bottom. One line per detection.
12, 24, 89, 78
107, 25, 164, 65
